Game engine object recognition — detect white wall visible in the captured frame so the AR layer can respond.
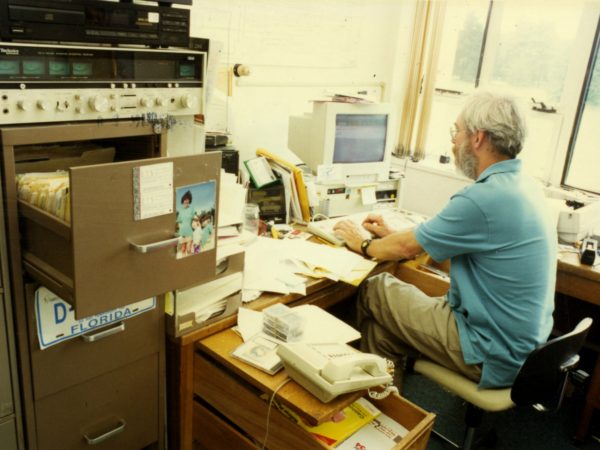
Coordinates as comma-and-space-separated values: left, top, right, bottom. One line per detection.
190, 0, 416, 163
189, 0, 472, 214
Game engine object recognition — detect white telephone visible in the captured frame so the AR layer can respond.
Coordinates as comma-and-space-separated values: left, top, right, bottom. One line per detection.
277, 342, 392, 403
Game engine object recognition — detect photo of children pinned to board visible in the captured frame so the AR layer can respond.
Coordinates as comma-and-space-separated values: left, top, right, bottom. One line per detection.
175, 180, 217, 259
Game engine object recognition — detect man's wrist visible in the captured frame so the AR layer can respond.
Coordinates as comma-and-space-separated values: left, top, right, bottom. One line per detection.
360, 238, 374, 258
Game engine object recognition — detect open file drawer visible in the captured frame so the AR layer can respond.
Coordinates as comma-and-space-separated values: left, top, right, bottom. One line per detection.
1, 121, 221, 318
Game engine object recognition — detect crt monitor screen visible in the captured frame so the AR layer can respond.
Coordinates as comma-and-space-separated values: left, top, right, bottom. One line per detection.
333, 114, 388, 164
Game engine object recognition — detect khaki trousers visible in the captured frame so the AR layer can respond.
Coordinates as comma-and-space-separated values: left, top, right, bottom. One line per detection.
357, 272, 481, 384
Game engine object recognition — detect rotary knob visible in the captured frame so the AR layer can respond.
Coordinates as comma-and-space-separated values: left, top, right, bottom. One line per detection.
140, 97, 152, 107
37, 99, 51, 111
155, 96, 166, 106
180, 94, 197, 109
88, 95, 110, 112
17, 99, 33, 111
56, 100, 69, 112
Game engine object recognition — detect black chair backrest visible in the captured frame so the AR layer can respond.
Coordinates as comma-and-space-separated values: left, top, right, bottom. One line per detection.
511, 317, 593, 410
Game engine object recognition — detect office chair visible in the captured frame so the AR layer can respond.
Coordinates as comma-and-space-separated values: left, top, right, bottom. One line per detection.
412, 317, 593, 450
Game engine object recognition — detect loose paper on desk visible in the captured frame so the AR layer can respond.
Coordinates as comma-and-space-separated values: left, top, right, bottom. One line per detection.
243, 237, 368, 297
236, 305, 361, 344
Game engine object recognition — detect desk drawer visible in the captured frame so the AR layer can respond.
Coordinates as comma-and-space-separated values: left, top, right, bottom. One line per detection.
2, 121, 221, 318
26, 284, 164, 399
193, 399, 257, 450
395, 260, 450, 297
35, 353, 159, 450
194, 351, 435, 450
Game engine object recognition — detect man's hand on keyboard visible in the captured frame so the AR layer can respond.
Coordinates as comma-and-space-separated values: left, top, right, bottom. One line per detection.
362, 214, 394, 238
332, 220, 364, 253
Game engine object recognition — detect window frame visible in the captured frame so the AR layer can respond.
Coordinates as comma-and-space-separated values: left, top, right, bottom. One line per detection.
418, 0, 600, 195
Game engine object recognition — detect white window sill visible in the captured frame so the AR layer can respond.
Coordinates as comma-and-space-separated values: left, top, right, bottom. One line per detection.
391, 155, 468, 181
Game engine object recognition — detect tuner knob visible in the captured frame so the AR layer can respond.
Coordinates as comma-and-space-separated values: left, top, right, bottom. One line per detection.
140, 97, 152, 107
180, 94, 197, 109
37, 99, 51, 111
88, 95, 109, 112
56, 100, 69, 112
17, 99, 33, 111
155, 97, 166, 106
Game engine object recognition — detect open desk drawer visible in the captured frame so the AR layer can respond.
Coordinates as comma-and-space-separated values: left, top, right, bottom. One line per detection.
194, 350, 435, 450
19, 152, 221, 318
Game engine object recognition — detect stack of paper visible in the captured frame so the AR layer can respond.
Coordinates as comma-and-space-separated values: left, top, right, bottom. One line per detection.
243, 236, 371, 298
175, 272, 243, 324
16, 171, 70, 222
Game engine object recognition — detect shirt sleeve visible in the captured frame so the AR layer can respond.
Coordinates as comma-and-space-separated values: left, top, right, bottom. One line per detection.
415, 193, 489, 262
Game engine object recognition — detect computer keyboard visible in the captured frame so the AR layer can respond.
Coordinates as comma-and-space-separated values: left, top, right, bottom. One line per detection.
307, 209, 426, 246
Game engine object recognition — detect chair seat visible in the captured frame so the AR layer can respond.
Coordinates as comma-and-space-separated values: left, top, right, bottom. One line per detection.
414, 359, 515, 412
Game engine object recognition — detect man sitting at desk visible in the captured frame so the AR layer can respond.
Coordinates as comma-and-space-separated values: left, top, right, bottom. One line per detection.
333, 92, 557, 389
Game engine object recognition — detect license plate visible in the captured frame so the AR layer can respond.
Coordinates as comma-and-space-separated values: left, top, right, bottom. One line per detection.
35, 286, 156, 350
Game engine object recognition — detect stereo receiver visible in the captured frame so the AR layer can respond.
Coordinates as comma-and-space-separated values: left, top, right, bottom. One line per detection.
0, 42, 206, 124
0, 0, 190, 47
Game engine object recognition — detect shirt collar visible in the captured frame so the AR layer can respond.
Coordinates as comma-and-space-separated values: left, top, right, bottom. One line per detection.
476, 159, 521, 183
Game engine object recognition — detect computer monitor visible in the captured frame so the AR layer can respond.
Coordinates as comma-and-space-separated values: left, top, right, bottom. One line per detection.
288, 102, 395, 182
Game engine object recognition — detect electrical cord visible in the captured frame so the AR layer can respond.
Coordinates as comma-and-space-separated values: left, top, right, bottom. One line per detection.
260, 377, 291, 450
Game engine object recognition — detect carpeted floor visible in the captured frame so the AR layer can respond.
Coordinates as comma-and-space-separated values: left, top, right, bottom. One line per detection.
401, 371, 600, 450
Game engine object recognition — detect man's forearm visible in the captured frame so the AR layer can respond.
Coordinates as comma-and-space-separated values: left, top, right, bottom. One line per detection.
365, 230, 423, 261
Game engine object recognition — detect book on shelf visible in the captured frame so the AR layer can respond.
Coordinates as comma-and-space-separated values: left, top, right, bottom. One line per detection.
276, 397, 381, 447
336, 410, 409, 450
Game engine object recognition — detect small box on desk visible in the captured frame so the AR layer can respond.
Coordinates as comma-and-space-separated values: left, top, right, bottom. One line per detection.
248, 181, 287, 224
165, 251, 244, 337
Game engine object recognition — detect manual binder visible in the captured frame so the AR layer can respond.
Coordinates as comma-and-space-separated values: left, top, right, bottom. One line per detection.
256, 148, 311, 222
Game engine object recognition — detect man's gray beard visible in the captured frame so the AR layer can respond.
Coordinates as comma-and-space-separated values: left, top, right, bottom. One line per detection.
455, 140, 478, 180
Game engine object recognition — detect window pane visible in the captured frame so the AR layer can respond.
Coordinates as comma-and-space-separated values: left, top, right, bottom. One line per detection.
425, 1, 489, 159
435, 1, 489, 92
486, 0, 584, 103
564, 47, 600, 193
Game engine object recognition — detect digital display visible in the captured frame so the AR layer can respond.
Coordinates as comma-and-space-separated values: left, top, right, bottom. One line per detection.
72, 62, 93, 76
179, 62, 195, 78
333, 114, 388, 164
0, 59, 19, 76
49, 60, 69, 76
22, 59, 45, 76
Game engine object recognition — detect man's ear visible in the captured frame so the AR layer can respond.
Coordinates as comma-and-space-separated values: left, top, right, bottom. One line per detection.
472, 129, 487, 150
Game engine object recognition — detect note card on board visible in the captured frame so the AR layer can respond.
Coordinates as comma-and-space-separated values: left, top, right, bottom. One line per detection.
133, 161, 174, 220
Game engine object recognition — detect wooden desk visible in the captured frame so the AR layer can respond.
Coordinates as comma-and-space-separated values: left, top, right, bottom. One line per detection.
557, 251, 600, 442
166, 261, 397, 450
193, 326, 434, 450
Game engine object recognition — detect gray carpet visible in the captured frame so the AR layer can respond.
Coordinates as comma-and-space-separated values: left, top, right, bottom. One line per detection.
401, 371, 600, 450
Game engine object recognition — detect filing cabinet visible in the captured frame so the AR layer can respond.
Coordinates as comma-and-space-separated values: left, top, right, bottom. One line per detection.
0, 120, 221, 450
0, 165, 23, 450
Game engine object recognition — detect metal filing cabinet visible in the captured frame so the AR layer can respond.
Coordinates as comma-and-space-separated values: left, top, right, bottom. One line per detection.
0, 120, 220, 450
0, 177, 23, 450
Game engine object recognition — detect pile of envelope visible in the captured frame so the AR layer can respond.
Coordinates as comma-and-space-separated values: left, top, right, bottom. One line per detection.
16, 171, 71, 222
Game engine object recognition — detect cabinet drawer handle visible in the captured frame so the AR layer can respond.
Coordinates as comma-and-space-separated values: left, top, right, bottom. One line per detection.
80, 322, 125, 343
83, 419, 126, 445
129, 236, 180, 253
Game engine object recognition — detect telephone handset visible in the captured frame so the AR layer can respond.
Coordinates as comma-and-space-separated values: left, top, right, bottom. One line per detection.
277, 342, 392, 403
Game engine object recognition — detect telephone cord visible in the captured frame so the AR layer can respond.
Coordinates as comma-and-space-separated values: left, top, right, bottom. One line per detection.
260, 377, 291, 450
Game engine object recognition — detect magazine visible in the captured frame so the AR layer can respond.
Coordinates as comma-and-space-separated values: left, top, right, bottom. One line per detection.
276, 397, 381, 447
336, 411, 409, 450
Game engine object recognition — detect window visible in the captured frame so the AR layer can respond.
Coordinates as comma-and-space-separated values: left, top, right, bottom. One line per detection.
421, 0, 599, 195
564, 23, 600, 193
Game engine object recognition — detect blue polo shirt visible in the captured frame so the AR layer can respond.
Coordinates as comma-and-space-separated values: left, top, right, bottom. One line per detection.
415, 159, 556, 388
